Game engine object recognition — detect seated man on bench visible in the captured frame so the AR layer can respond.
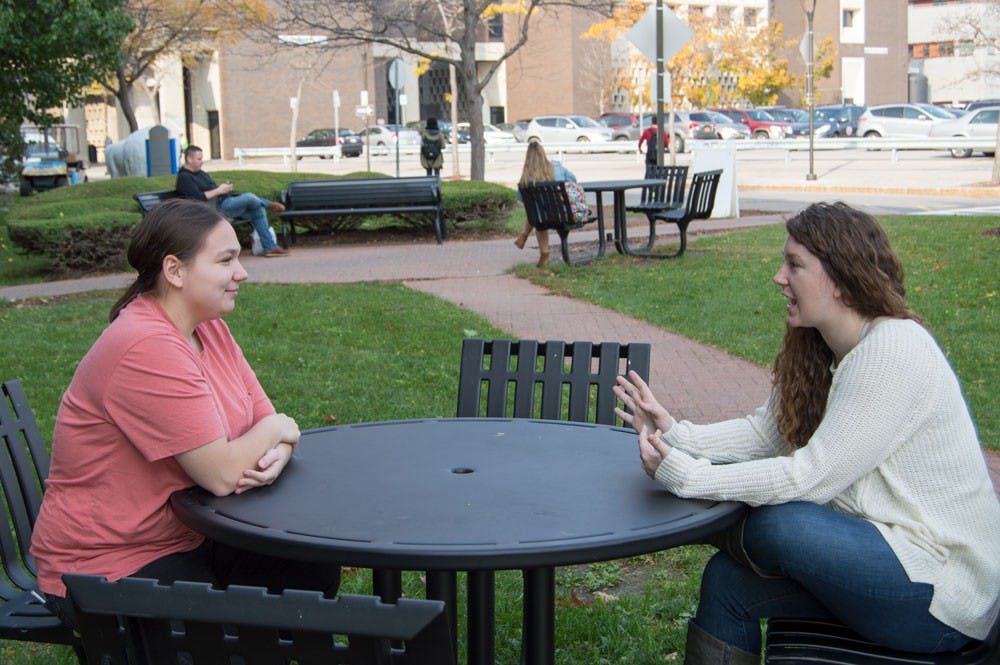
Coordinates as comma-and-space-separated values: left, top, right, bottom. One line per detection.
176, 145, 289, 257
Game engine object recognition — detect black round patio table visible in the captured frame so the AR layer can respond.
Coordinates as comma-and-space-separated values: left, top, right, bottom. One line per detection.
171, 417, 744, 665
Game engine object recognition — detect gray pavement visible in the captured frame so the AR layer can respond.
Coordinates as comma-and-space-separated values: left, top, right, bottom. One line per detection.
3, 153, 998, 490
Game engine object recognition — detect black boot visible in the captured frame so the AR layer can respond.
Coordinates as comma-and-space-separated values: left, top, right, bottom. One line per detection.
684, 620, 759, 665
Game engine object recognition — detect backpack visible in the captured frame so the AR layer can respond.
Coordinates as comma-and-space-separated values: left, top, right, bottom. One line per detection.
421, 135, 442, 161
563, 181, 590, 223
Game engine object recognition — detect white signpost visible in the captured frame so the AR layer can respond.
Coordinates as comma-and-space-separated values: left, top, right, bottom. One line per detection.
625, 4, 692, 165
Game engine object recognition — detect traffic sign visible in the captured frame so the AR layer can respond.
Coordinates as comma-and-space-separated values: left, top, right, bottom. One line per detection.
625, 5, 692, 64
388, 59, 405, 90
355, 104, 373, 117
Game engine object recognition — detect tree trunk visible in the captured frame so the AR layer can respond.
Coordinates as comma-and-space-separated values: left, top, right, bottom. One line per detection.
115, 69, 139, 134
460, 26, 485, 181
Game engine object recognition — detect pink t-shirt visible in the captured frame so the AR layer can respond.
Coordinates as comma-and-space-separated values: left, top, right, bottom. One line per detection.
30, 293, 274, 596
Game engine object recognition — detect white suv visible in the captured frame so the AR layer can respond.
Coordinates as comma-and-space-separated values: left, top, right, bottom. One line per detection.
525, 115, 613, 143
857, 103, 955, 138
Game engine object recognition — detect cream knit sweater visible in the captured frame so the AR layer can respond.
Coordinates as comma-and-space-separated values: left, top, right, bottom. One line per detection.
656, 318, 1000, 640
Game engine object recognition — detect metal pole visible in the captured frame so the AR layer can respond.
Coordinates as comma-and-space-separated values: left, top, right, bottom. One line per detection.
655, 0, 664, 168
395, 91, 401, 178
806, 2, 817, 181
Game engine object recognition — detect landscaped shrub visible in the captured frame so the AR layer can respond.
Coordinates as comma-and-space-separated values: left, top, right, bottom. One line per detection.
2, 171, 517, 274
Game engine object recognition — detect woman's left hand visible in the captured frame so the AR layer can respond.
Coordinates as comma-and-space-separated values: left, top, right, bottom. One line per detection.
638, 425, 672, 479
235, 443, 293, 493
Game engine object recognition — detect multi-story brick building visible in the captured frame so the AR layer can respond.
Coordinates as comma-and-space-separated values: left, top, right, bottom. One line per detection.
78, 1, 916, 162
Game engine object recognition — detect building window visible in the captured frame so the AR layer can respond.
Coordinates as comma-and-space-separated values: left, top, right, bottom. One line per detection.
910, 41, 956, 59
956, 40, 973, 56
689, 5, 705, 17
842, 9, 856, 28
716, 6, 734, 25
744, 8, 758, 26
487, 16, 503, 42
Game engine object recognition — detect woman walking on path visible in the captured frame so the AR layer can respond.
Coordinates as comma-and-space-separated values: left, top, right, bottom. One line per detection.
419, 117, 446, 177
615, 202, 1000, 664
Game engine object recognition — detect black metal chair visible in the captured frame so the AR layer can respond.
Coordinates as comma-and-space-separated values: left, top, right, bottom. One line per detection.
454, 338, 652, 662
64, 574, 456, 665
649, 168, 723, 258
519, 181, 604, 265
765, 616, 1000, 665
0, 379, 81, 654
624, 164, 689, 255
456, 338, 651, 425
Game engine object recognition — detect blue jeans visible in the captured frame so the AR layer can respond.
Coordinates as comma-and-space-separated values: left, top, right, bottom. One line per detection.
220, 193, 277, 252
695, 502, 972, 654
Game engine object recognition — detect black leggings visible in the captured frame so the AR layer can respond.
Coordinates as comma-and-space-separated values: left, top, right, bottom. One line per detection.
47, 540, 341, 629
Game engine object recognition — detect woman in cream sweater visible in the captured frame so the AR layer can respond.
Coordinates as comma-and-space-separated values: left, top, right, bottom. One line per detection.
615, 202, 999, 664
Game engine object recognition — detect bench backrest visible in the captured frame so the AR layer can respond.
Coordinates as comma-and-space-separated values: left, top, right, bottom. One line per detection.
518, 181, 582, 231
285, 177, 441, 211
65, 575, 456, 665
682, 169, 723, 222
641, 165, 688, 207
133, 190, 179, 215
457, 339, 651, 426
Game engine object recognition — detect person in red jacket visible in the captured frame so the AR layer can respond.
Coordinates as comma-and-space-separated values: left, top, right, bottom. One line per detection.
638, 117, 669, 176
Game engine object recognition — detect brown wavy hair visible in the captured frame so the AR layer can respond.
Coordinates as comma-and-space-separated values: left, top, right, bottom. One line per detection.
109, 199, 227, 322
773, 202, 921, 447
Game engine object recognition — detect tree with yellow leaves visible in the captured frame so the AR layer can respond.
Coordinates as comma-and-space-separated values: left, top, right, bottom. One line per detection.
579, 0, 649, 113
103, 0, 270, 133
671, 14, 798, 108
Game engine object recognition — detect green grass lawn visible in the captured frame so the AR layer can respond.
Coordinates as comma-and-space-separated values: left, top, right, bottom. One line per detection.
516, 215, 999, 450
0, 282, 711, 664
1, 214, 995, 663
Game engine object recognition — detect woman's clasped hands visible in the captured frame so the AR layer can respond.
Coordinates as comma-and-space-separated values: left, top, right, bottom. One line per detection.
236, 413, 300, 494
613, 370, 676, 478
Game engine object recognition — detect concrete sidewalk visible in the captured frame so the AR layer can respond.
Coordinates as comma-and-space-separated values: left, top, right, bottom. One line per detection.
2, 212, 996, 492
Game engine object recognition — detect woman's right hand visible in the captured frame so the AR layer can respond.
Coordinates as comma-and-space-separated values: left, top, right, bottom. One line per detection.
613, 370, 675, 435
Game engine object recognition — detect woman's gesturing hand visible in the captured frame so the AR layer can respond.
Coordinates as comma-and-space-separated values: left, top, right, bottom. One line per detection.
613, 370, 675, 434
638, 425, 672, 478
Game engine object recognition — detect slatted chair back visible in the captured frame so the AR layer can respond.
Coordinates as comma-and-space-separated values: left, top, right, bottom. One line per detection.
518, 181, 586, 232
681, 169, 723, 223
639, 165, 688, 209
64, 575, 456, 665
765, 616, 1000, 665
1, 379, 78, 647
456, 339, 651, 426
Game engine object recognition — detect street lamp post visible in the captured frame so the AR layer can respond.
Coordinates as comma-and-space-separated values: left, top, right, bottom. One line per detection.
804, 0, 817, 181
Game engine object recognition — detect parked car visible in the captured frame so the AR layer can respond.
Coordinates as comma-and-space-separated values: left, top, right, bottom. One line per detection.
295, 128, 363, 158
525, 115, 613, 143
928, 106, 999, 158
814, 103, 867, 135
456, 122, 518, 144
856, 103, 954, 138
964, 99, 1000, 113
638, 112, 705, 153
358, 124, 422, 151
761, 107, 846, 139
713, 109, 792, 139
599, 113, 640, 141
688, 111, 751, 141
497, 120, 530, 142
405, 120, 470, 144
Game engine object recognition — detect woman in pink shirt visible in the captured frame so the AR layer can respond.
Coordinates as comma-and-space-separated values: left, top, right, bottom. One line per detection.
31, 199, 339, 627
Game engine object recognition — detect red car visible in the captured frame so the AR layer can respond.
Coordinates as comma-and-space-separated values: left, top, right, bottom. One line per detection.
712, 109, 792, 139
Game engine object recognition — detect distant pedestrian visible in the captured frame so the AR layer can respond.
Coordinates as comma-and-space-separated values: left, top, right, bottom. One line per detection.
638, 118, 669, 176
420, 118, 446, 177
